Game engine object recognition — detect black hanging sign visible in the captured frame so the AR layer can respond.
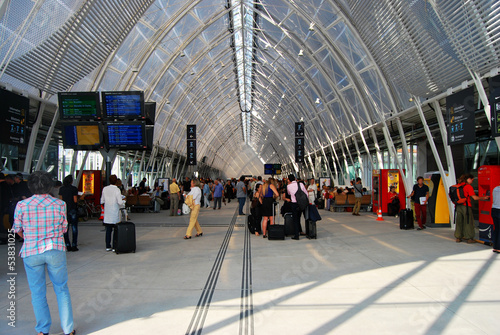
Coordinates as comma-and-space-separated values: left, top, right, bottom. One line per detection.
295, 122, 304, 137
187, 124, 197, 139
490, 75, 500, 137
447, 87, 476, 145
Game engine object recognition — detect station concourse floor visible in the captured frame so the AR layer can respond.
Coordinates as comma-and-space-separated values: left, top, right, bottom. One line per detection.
1, 201, 499, 335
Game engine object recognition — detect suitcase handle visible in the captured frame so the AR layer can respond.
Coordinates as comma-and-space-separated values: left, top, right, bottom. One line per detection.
120, 208, 128, 222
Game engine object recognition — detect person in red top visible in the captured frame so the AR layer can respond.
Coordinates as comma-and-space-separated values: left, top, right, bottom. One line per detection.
455, 174, 489, 243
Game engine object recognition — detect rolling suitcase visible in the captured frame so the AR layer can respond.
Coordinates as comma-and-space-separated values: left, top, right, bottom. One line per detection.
283, 213, 294, 236
306, 219, 317, 239
268, 202, 285, 240
399, 209, 414, 230
114, 209, 136, 254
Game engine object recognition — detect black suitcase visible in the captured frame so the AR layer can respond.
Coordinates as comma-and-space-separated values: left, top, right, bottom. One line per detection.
114, 212, 136, 254
283, 213, 294, 236
399, 209, 414, 230
268, 202, 285, 240
306, 219, 317, 239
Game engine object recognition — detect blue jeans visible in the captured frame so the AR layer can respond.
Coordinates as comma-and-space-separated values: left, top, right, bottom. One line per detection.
23, 249, 74, 334
204, 194, 210, 208
214, 197, 222, 209
238, 197, 246, 215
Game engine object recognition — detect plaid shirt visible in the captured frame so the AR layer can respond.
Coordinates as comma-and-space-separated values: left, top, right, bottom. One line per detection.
13, 194, 68, 258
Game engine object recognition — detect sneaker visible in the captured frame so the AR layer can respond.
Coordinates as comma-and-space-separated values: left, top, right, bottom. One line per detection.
112, 249, 116, 252
416, 227, 422, 231
106, 248, 112, 251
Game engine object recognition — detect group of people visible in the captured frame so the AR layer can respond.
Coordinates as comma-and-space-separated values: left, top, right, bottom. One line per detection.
8, 169, 500, 335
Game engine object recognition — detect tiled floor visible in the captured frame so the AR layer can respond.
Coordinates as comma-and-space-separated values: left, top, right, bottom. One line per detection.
1, 202, 498, 334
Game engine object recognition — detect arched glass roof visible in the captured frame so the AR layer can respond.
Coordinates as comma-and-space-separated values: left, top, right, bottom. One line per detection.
1, 0, 500, 175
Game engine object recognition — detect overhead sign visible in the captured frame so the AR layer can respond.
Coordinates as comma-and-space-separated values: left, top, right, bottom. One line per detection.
187, 124, 197, 140
490, 75, 500, 137
447, 87, 476, 145
295, 122, 304, 137
0, 88, 29, 146
187, 125, 196, 165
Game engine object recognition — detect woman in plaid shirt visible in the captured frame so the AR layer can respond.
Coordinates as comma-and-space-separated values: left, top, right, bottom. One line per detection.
13, 171, 75, 335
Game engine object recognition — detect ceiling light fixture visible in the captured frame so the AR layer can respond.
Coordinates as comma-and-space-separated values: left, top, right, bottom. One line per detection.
298, 49, 304, 56
315, 98, 320, 104
309, 23, 315, 31
180, 51, 185, 57
166, 99, 170, 104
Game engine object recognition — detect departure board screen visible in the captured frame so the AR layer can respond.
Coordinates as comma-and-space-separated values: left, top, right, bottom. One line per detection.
0, 88, 29, 146
106, 122, 146, 149
264, 163, 282, 175
58, 92, 100, 120
62, 123, 102, 150
102, 91, 144, 119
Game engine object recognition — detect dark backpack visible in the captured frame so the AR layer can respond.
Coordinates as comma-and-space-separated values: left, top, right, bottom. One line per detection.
295, 183, 309, 211
449, 183, 468, 206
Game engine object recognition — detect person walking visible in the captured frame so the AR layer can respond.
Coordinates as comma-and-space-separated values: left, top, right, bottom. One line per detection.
408, 176, 429, 230
287, 175, 308, 240
236, 176, 247, 215
184, 178, 203, 239
353, 177, 363, 216
454, 174, 489, 243
169, 178, 181, 216
260, 178, 279, 238
59, 175, 79, 251
100, 175, 125, 251
203, 180, 211, 208
12, 171, 76, 335
213, 179, 224, 210
491, 183, 500, 253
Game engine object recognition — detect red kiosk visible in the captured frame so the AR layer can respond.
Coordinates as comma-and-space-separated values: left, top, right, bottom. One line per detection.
478, 165, 500, 245
77, 170, 103, 208
372, 169, 406, 215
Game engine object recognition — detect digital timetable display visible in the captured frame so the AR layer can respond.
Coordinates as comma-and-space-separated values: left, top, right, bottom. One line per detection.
58, 92, 100, 120
62, 123, 102, 150
102, 91, 144, 119
105, 122, 146, 149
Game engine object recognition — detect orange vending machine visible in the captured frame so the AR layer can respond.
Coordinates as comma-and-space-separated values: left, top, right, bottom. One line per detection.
372, 169, 406, 215
478, 165, 500, 245
78, 170, 103, 208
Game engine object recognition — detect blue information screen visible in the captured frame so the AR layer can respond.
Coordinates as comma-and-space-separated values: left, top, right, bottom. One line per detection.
107, 124, 144, 146
104, 93, 142, 118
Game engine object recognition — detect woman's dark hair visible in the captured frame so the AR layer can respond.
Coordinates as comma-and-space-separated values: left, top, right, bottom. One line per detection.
109, 174, 118, 185
288, 174, 296, 182
458, 174, 474, 184
63, 175, 73, 187
28, 171, 55, 195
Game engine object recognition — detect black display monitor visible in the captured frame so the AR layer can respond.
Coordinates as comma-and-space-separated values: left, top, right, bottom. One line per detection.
264, 163, 282, 175
145, 126, 154, 150
58, 92, 101, 120
62, 122, 103, 150
144, 101, 156, 125
105, 121, 147, 149
102, 91, 144, 119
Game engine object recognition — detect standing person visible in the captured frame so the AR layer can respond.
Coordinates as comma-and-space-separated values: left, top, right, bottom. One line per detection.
407, 176, 430, 230
251, 183, 263, 236
236, 176, 247, 215
12, 171, 76, 335
203, 180, 211, 208
100, 175, 125, 251
491, 183, 500, 253
387, 186, 401, 217
182, 177, 191, 194
169, 178, 181, 216
184, 178, 203, 239
213, 179, 224, 210
353, 177, 363, 216
453, 174, 489, 243
287, 174, 308, 240
260, 178, 279, 238
13, 172, 33, 200
59, 175, 79, 252
307, 178, 316, 205
138, 177, 147, 195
